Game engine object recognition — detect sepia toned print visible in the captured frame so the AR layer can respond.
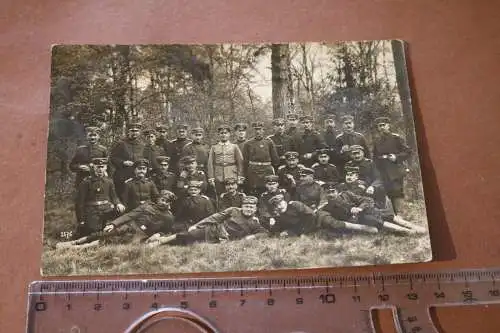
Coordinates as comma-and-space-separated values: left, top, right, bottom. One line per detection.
42, 41, 431, 275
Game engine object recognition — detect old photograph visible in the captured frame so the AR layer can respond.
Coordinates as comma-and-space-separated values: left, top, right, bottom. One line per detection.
42, 41, 432, 275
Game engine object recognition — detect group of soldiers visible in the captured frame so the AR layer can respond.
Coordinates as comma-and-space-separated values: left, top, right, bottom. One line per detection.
55, 113, 426, 249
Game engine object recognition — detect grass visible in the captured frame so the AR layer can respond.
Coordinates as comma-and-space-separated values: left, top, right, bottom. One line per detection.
41, 199, 432, 276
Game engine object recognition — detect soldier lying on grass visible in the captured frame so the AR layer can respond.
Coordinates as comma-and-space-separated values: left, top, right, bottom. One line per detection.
146, 196, 268, 247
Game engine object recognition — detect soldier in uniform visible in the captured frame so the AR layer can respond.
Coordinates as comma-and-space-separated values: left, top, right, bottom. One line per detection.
219, 177, 246, 211
233, 122, 248, 151
142, 128, 162, 173
110, 121, 146, 201
242, 121, 280, 196
334, 115, 370, 173
72, 158, 126, 240
103, 191, 177, 243
165, 123, 192, 173
298, 115, 326, 167
267, 193, 318, 237
123, 159, 160, 211
173, 180, 216, 232
155, 124, 169, 153
372, 116, 411, 215
277, 151, 305, 196
295, 167, 327, 209
150, 156, 176, 193
321, 115, 339, 164
267, 118, 290, 164
258, 175, 290, 230
207, 124, 244, 195
285, 113, 301, 152
149, 196, 267, 246
176, 155, 208, 196
181, 127, 210, 173
69, 126, 108, 188
312, 148, 342, 185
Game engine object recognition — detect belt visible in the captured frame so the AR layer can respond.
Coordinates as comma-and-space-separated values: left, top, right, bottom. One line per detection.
249, 161, 272, 166
215, 162, 236, 167
86, 200, 110, 206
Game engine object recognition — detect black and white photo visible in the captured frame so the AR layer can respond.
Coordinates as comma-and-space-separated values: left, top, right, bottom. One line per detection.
42, 41, 432, 275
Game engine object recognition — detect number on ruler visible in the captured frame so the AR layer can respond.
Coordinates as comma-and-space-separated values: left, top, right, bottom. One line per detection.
319, 294, 336, 304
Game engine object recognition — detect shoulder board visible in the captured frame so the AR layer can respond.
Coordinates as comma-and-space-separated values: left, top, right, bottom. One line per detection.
328, 163, 336, 167
278, 165, 286, 170
297, 164, 306, 168
391, 133, 402, 138
97, 144, 107, 149
77, 145, 88, 148
335, 133, 343, 139
266, 134, 273, 139
200, 195, 210, 200
314, 181, 323, 185
364, 158, 373, 163
311, 163, 319, 168
354, 131, 365, 137
124, 178, 133, 183
252, 216, 259, 222
261, 191, 269, 197
220, 193, 227, 198
345, 160, 353, 166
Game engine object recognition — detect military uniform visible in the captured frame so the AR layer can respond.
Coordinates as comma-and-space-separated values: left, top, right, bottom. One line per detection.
219, 191, 246, 211
154, 124, 169, 153
174, 194, 215, 230
176, 169, 208, 195
75, 170, 121, 237
165, 124, 192, 173
233, 123, 248, 152
312, 162, 341, 184
294, 168, 326, 209
298, 129, 326, 167
182, 141, 210, 172
277, 161, 304, 196
123, 162, 160, 211
345, 156, 385, 203
335, 132, 370, 168
270, 199, 318, 236
143, 143, 163, 172
70, 143, 108, 188
151, 170, 176, 193
110, 132, 146, 200
207, 137, 244, 194
258, 188, 290, 230
322, 126, 339, 164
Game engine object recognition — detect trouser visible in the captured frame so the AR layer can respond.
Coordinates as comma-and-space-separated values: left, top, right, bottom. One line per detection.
171, 225, 228, 245
352, 210, 384, 228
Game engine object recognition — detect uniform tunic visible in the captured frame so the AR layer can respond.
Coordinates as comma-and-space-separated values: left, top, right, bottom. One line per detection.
181, 142, 210, 172
258, 188, 290, 229
151, 170, 177, 193
165, 138, 192, 172
176, 170, 208, 195
242, 137, 279, 193
207, 142, 244, 193
322, 190, 382, 227
219, 191, 246, 211
277, 164, 304, 196
273, 201, 317, 236
285, 127, 302, 152
175, 195, 216, 230
267, 133, 290, 162
373, 132, 411, 198
322, 128, 339, 164
334, 132, 370, 172
295, 181, 326, 209
143, 144, 163, 172
70, 144, 108, 187
75, 175, 121, 235
297, 130, 325, 166
123, 177, 160, 211
345, 158, 385, 203
311, 162, 341, 184
234, 139, 247, 153
110, 138, 145, 199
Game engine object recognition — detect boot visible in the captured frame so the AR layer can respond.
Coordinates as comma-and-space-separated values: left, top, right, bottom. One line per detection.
393, 215, 427, 234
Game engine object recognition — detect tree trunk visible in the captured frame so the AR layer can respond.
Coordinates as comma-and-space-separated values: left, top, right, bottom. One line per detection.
271, 44, 289, 118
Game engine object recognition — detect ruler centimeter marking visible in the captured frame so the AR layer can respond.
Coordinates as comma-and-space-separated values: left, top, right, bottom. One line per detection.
27, 268, 500, 333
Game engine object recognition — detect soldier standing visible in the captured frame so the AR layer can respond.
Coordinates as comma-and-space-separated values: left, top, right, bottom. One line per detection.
110, 122, 146, 201
151, 156, 176, 193
285, 113, 301, 152
176, 155, 208, 196
277, 151, 305, 196
334, 115, 370, 173
123, 159, 160, 211
295, 167, 327, 209
174, 180, 216, 232
181, 127, 210, 173
372, 116, 412, 215
74, 158, 125, 239
154, 124, 169, 153
233, 122, 248, 152
312, 148, 342, 185
267, 118, 290, 164
149, 196, 268, 246
321, 115, 339, 164
142, 128, 162, 173
219, 177, 246, 211
207, 125, 244, 194
242, 121, 280, 196
165, 123, 192, 173
298, 115, 325, 167
69, 126, 108, 188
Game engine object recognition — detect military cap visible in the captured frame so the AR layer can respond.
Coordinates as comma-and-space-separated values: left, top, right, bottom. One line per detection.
159, 190, 177, 202
134, 158, 149, 167
286, 113, 298, 120
272, 118, 285, 126
299, 115, 313, 123
340, 115, 354, 123
142, 128, 155, 136
85, 126, 100, 134
156, 156, 170, 164
233, 122, 248, 131
224, 177, 237, 185
91, 157, 108, 166
252, 121, 265, 129
374, 116, 391, 125
126, 122, 142, 130
344, 165, 360, 174
298, 167, 314, 176
324, 182, 340, 192
324, 114, 336, 121
180, 155, 196, 164
242, 196, 258, 205
155, 123, 168, 131
187, 180, 203, 188
191, 127, 204, 134
264, 175, 279, 183
349, 145, 364, 152
268, 193, 285, 206
284, 151, 299, 160
316, 148, 330, 156
176, 123, 189, 130
217, 124, 231, 132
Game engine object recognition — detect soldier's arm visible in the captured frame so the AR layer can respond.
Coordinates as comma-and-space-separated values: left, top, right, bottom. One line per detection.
395, 135, 411, 162
193, 208, 230, 228
234, 145, 244, 176
269, 140, 280, 168
207, 146, 215, 180
110, 142, 126, 168
351, 192, 375, 210
361, 136, 371, 159
248, 217, 269, 238
109, 181, 121, 206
